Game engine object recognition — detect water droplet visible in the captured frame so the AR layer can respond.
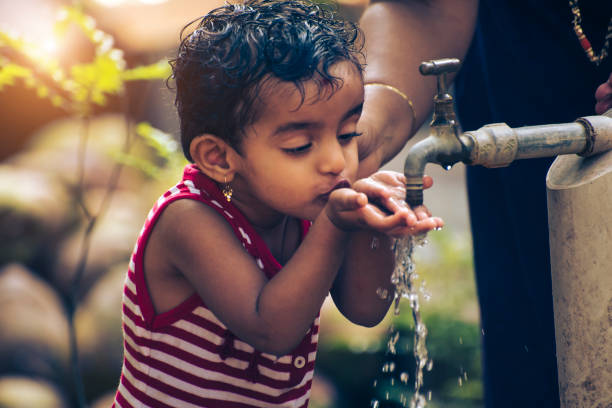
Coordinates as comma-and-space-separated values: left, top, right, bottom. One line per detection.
400, 372, 409, 384
387, 331, 400, 355
458, 377, 463, 387
458, 336, 463, 344
376, 287, 389, 300
382, 361, 395, 373
426, 359, 433, 371
371, 400, 379, 408
427, 390, 432, 400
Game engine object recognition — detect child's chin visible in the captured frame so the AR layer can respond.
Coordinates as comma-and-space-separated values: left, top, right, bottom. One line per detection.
299, 203, 324, 222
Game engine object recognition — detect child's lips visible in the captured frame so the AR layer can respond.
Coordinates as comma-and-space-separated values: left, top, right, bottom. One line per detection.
332, 179, 351, 191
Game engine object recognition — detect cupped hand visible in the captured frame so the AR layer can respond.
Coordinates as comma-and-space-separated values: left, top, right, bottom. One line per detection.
325, 171, 444, 237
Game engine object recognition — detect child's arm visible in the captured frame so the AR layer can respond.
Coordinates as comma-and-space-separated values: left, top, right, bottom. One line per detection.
327, 171, 443, 326
147, 195, 373, 356
147, 171, 439, 356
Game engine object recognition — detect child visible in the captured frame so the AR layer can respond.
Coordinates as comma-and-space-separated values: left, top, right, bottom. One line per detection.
112, 1, 443, 407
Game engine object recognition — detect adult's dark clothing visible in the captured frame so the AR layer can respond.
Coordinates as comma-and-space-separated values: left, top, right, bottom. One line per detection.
454, 0, 611, 407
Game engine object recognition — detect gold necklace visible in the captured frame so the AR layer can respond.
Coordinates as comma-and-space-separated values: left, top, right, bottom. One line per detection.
569, 0, 612, 66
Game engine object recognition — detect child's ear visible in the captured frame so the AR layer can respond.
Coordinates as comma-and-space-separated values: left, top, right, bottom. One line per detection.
189, 134, 240, 182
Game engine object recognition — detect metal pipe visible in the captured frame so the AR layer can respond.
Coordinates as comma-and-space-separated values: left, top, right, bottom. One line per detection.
403, 112, 612, 207
462, 122, 587, 166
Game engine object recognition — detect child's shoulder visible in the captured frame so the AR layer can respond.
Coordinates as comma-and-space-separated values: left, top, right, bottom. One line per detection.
143, 196, 243, 314
154, 197, 236, 252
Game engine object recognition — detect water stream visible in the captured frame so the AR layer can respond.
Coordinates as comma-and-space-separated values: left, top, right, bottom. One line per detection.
371, 234, 433, 408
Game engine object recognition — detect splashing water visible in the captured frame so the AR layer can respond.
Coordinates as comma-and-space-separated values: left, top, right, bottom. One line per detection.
372, 234, 432, 408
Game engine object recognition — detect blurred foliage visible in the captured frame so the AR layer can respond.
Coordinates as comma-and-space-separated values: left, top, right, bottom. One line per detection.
0, 5, 181, 408
0, 4, 181, 181
0, 4, 181, 183
0, 6, 171, 114
110, 122, 185, 179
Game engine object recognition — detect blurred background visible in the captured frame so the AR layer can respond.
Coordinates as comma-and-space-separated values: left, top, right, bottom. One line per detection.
0, 0, 482, 407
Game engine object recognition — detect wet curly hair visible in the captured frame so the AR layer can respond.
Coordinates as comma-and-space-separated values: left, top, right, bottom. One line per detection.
169, 0, 364, 161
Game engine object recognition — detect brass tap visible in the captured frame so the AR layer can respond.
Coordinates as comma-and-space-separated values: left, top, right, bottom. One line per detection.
404, 58, 467, 206
403, 58, 612, 207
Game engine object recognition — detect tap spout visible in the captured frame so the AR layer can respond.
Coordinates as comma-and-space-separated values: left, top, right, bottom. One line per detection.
403, 136, 439, 207
403, 131, 470, 206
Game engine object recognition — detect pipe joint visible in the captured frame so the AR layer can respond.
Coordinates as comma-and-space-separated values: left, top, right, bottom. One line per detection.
463, 123, 518, 167
577, 113, 612, 157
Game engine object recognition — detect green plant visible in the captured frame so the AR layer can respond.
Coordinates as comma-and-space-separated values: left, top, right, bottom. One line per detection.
0, 7, 181, 407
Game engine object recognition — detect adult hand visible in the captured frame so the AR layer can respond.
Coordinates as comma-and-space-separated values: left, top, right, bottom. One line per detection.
595, 72, 612, 115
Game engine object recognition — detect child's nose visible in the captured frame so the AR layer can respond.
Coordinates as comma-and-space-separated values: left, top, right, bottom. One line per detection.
318, 139, 346, 175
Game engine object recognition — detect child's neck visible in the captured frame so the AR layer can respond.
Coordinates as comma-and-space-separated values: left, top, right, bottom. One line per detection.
227, 186, 300, 264
251, 215, 300, 265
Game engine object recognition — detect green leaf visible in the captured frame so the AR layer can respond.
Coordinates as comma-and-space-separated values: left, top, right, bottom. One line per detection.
0, 64, 31, 90
123, 59, 171, 81
70, 54, 124, 105
108, 150, 160, 179
135, 122, 179, 160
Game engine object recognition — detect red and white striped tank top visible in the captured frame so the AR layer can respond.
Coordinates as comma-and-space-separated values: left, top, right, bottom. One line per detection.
113, 164, 318, 408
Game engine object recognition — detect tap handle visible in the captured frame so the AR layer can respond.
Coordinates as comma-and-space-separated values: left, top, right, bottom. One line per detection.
419, 58, 461, 96
418, 58, 461, 76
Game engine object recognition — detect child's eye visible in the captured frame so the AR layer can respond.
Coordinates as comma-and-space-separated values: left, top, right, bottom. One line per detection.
282, 143, 312, 155
338, 131, 362, 143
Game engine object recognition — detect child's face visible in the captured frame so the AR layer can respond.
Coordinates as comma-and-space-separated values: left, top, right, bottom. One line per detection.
233, 60, 363, 222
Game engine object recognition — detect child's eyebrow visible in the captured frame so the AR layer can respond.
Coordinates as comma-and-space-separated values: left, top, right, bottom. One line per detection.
272, 102, 363, 137
344, 102, 363, 120
273, 121, 317, 136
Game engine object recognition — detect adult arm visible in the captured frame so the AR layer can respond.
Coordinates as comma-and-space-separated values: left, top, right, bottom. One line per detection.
357, 0, 479, 177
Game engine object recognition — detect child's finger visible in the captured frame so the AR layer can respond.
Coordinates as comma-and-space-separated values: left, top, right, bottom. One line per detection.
353, 178, 392, 200
389, 215, 445, 237
384, 197, 417, 226
412, 216, 445, 233
358, 205, 412, 231
330, 188, 368, 212
413, 205, 432, 220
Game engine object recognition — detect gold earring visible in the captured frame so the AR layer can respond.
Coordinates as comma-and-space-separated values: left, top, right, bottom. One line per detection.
222, 177, 233, 202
